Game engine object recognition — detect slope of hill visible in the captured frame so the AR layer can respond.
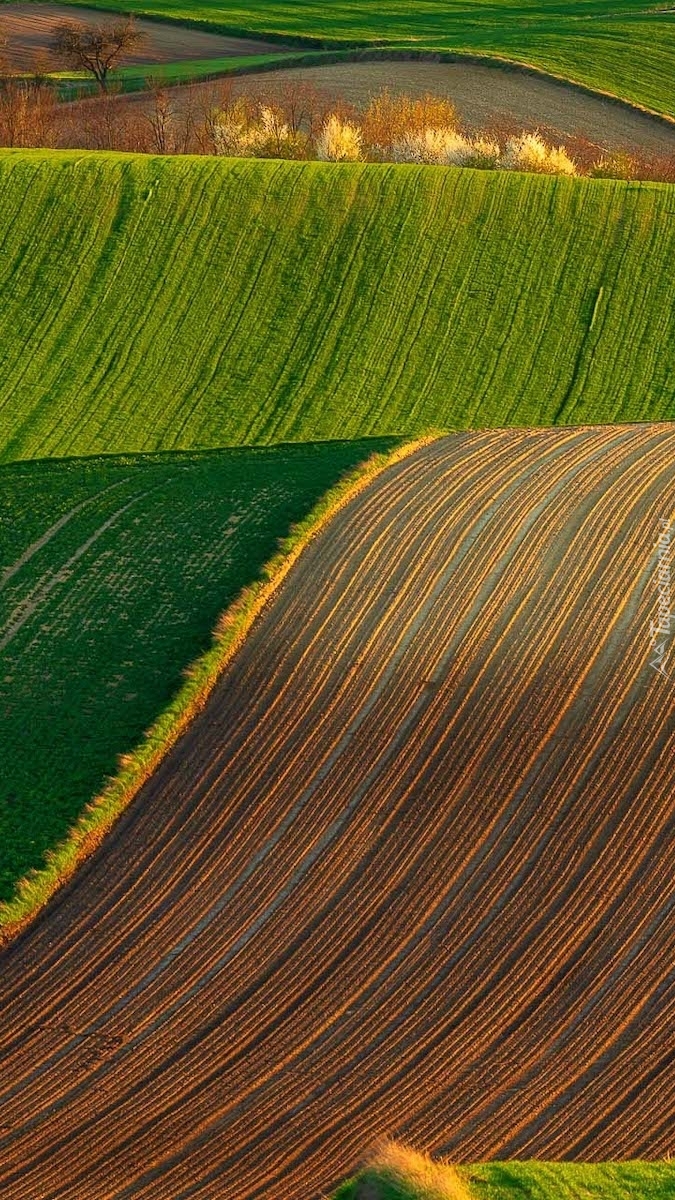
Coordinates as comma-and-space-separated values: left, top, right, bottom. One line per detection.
1, 152, 674, 464
42, 0, 675, 119
0, 438, 393, 902
1, 427, 673, 1199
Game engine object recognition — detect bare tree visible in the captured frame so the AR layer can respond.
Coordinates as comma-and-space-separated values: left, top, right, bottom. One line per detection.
145, 83, 176, 154
0, 78, 57, 148
50, 18, 142, 92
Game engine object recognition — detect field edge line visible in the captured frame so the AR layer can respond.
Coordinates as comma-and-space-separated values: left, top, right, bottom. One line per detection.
0, 434, 439, 947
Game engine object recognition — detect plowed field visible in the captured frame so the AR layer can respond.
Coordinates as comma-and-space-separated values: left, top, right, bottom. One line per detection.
0, 4, 289, 72
1, 426, 674, 1198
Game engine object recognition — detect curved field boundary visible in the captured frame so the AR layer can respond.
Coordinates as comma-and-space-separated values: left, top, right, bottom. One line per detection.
61, 44, 675, 138
313, 47, 675, 134
32, 0, 675, 119
0, 438, 426, 942
1, 425, 674, 1198
0, 439, 396, 904
117, 47, 675, 138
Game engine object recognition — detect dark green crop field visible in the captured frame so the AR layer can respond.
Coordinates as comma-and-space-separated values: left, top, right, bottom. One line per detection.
44, 0, 675, 118
0, 438, 393, 899
1, 151, 674, 466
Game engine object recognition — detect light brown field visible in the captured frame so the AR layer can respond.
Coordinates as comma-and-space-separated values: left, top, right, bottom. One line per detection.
0, 3, 289, 71
234, 61, 675, 155
1, 426, 674, 1198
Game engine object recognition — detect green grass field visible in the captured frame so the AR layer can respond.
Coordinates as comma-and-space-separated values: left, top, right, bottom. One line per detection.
42, 0, 675, 118
0, 438, 394, 901
463, 1162, 675, 1199
1, 150, 673, 466
52, 52, 295, 94
335, 1157, 675, 1199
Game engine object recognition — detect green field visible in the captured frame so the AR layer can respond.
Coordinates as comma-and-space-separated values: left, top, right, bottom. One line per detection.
464, 1162, 675, 1199
0, 438, 394, 901
53, 52, 295, 94
43, 0, 675, 118
335, 1159, 675, 1199
1, 150, 674, 467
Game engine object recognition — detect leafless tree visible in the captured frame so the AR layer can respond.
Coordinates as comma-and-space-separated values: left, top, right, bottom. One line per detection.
50, 18, 142, 92
145, 84, 176, 154
0, 78, 57, 148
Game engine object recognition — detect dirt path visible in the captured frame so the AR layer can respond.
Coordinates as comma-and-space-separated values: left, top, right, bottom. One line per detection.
238, 60, 675, 154
0, 3, 290, 72
1, 425, 675, 1197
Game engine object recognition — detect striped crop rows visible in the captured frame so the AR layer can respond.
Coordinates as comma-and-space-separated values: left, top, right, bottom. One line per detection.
1, 154, 675, 465
1, 426, 674, 1198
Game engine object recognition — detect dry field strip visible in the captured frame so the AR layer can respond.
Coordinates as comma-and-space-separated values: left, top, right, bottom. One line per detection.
233, 62, 675, 156
1, 426, 674, 1197
0, 4, 289, 72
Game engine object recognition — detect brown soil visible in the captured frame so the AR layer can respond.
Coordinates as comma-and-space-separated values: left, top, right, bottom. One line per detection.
237, 61, 675, 155
1, 426, 674, 1198
0, 3, 290, 72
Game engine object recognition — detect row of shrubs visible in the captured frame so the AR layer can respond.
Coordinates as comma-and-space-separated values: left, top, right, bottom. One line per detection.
0, 77, 669, 180
210, 93, 661, 178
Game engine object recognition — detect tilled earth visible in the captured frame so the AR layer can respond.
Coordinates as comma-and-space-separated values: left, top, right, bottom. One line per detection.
0, 4, 289, 71
1, 426, 675, 1198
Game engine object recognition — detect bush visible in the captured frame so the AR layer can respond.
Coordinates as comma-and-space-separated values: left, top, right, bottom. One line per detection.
590, 151, 638, 179
391, 129, 500, 168
501, 132, 578, 175
316, 114, 363, 162
362, 90, 458, 155
212, 102, 309, 159
460, 137, 501, 170
391, 128, 470, 165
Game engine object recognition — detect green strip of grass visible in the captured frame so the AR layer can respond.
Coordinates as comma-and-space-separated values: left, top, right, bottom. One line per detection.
0, 437, 398, 922
334, 1161, 675, 1199
51, 51, 307, 96
0, 152, 673, 465
0, 436, 427, 942
31, 0, 675, 118
461, 1161, 675, 1199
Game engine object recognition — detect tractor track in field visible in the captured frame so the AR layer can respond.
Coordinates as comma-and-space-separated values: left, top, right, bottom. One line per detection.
1, 425, 675, 1197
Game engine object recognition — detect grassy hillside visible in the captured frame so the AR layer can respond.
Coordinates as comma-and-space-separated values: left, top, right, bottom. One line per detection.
1, 151, 674, 464
49, 0, 675, 118
0, 438, 393, 901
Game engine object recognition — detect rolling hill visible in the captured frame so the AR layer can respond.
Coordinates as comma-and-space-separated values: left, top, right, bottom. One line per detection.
1, 151, 674, 465
1, 427, 673, 1198
37, 0, 675, 119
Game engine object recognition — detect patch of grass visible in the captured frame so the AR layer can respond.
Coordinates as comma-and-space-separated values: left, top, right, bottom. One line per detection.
33, 0, 675, 119
0, 437, 398, 916
51, 51, 307, 96
459, 1160, 675, 1199
332, 1145, 675, 1200
0, 151, 674, 466
0, 435, 426, 942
